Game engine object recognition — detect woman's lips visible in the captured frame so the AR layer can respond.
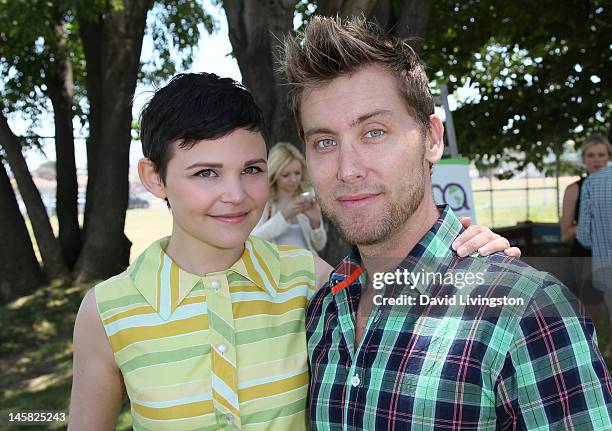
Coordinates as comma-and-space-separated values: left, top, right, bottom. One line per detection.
209, 212, 249, 224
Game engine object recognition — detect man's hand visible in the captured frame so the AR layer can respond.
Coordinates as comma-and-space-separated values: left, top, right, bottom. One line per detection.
453, 217, 521, 257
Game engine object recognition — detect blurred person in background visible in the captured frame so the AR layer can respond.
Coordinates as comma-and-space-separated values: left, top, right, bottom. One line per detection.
561, 134, 611, 255
578, 164, 612, 326
560, 135, 611, 303
253, 142, 327, 254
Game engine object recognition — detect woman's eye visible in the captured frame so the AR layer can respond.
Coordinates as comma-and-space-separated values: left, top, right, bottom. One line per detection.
316, 139, 336, 150
243, 166, 263, 175
365, 129, 385, 138
195, 169, 217, 178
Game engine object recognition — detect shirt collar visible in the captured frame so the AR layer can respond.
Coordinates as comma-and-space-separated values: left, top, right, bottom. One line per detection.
330, 205, 463, 296
129, 235, 281, 320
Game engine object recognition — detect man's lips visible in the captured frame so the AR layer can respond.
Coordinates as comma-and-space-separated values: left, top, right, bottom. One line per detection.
209, 211, 249, 224
336, 193, 381, 208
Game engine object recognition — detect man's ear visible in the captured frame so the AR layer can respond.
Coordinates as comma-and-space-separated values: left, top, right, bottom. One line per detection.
425, 114, 445, 165
138, 158, 166, 199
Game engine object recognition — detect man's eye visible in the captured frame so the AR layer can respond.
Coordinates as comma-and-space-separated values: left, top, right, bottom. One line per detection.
243, 166, 263, 174
316, 139, 336, 150
195, 169, 217, 177
365, 129, 385, 138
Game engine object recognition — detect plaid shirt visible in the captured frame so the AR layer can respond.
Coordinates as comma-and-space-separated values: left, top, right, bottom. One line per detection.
577, 166, 612, 291
306, 205, 612, 430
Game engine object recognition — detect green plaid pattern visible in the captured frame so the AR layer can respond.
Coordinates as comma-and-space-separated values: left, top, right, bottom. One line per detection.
306, 206, 612, 430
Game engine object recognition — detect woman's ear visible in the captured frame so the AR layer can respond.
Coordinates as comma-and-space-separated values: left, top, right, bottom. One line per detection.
138, 158, 166, 199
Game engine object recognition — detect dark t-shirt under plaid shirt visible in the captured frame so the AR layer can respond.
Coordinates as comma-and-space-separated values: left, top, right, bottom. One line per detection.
306, 206, 612, 430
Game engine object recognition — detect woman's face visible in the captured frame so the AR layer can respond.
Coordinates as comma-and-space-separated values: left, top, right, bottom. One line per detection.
160, 129, 269, 250
583, 143, 610, 174
275, 159, 302, 195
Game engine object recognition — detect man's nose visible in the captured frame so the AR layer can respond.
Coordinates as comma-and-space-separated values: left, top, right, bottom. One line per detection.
336, 143, 366, 183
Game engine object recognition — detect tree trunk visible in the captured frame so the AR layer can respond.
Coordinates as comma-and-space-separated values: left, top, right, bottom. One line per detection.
74, 0, 150, 282
393, 0, 433, 53
0, 110, 69, 280
318, 0, 378, 18
47, 19, 81, 270
0, 160, 45, 303
222, 0, 298, 145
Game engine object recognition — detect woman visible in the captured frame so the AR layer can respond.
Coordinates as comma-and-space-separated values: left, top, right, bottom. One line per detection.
560, 135, 611, 303
561, 135, 611, 255
253, 142, 327, 254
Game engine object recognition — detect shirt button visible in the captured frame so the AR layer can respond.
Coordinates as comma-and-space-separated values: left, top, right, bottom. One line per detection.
218, 344, 226, 354
211, 280, 221, 290
351, 374, 361, 387
226, 413, 233, 423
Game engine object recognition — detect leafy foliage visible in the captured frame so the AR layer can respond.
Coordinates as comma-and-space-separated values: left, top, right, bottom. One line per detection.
424, 0, 611, 173
141, 0, 215, 85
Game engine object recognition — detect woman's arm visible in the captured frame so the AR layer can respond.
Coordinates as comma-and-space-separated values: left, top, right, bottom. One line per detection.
560, 183, 579, 242
309, 212, 327, 252
252, 206, 291, 242
67, 289, 124, 431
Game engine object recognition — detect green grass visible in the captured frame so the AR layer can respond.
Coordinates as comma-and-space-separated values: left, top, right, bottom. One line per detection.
0, 282, 133, 430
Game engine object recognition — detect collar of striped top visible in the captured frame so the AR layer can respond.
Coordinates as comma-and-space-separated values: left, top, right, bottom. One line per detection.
330, 205, 462, 296
127, 235, 281, 320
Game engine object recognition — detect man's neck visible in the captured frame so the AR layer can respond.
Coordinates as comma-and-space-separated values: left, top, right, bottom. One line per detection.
358, 200, 440, 280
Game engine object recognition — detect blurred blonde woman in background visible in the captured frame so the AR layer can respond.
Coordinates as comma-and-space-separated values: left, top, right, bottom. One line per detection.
561, 134, 612, 256
560, 134, 611, 304
253, 142, 327, 254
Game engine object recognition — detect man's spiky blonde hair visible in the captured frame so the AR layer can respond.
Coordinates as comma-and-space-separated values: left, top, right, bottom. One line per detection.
279, 15, 434, 139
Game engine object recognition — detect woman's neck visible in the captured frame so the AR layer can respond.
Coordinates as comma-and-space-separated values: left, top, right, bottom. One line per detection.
165, 226, 244, 276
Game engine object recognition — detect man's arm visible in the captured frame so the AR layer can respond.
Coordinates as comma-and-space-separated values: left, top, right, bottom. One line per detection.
577, 177, 593, 248
68, 288, 125, 431
494, 282, 612, 429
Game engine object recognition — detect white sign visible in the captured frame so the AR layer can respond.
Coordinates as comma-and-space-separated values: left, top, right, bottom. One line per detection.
432, 157, 477, 222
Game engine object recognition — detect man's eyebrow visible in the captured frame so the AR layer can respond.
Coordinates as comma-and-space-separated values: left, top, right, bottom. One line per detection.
349, 109, 392, 127
185, 159, 266, 170
303, 110, 393, 139
303, 127, 335, 140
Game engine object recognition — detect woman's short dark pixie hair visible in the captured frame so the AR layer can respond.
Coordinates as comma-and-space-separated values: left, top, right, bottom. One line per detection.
139, 73, 266, 182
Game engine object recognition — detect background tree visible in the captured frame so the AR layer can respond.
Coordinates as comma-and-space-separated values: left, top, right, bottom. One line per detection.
0, 158, 45, 302
0, 0, 211, 294
423, 0, 611, 172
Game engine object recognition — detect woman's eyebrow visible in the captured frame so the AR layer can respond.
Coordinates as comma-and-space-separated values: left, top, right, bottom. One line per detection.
243, 158, 267, 166
185, 162, 222, 169
185, 159, 266, 170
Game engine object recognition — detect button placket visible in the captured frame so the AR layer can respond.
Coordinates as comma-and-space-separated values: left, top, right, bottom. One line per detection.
205, 275, 241, 429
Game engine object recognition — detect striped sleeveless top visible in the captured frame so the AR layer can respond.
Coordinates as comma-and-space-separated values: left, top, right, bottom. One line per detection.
94, 235, 316, 430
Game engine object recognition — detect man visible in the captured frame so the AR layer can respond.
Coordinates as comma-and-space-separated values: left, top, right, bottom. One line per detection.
280, 16, 612, 430
578, 164, 612, 322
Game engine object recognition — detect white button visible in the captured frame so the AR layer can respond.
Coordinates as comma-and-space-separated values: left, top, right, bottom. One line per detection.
351, 374, 360, 387
211, 280, 221, 290
226, 413, 233, 423
217, 344, 226, 354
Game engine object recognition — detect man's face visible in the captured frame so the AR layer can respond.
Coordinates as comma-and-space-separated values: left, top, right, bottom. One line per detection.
161, 128, 269, 250
300, 64, 442, 246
